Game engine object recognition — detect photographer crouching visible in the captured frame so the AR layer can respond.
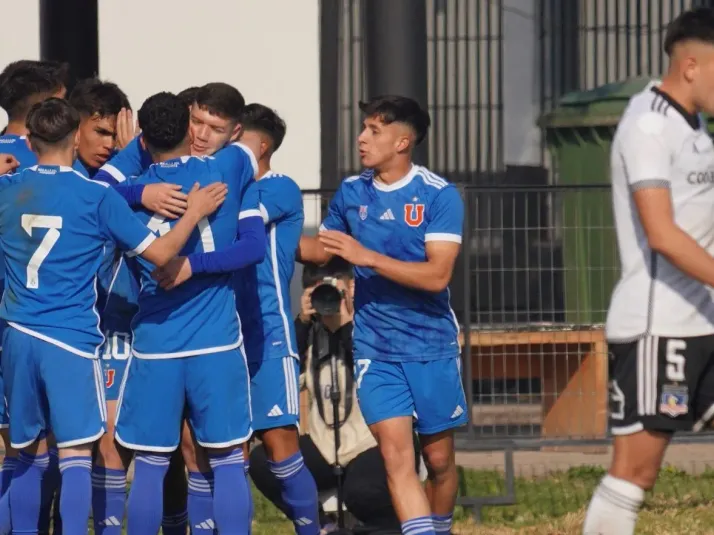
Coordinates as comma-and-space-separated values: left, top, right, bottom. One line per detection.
250, 258, 413, 534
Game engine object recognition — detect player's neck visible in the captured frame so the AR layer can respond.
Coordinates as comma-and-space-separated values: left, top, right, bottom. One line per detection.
3, 120, 28, 137
658, 76, 698, 115
256, 160, 271, 180
37, 152, 74, 167
154, 148, 189, 164
373, 159, 413, 185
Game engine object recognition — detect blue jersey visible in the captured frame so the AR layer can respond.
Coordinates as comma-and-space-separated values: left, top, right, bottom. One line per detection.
234, 172, 304, 363
320, 166, 463, 362
0, 134, 36, 168
130, 144, 258, 358
0, 164, 155, 358
100, 137, 152, 183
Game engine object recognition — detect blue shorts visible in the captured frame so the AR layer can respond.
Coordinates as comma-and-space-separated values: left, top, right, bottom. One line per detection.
249, 357, 300, 432
100, 330, 132, 402
1, 327, 106, 449
115, 347, 252, 452
355, 357, 468, 435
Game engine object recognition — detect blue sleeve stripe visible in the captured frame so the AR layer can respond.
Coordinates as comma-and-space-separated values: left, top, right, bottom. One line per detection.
424, 232, 462, 244
101, 163, 127, 183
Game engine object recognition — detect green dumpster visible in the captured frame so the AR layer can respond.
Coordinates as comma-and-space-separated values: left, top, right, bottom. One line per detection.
538, 77, 652, 325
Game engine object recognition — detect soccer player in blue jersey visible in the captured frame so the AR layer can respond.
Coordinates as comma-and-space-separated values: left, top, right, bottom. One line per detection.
113, 92, 264, 535
235, 104, 318, 535
157, 103, 319, 534
299, 95, 466, 535
0, 97, 227, 535
0, 59, 69, 534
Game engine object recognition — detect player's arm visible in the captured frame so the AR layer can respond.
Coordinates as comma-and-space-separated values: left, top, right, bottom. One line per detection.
94, 137, 189, 219
151, 182, 267, 289
297, 184, 348, 265
625, 117, 714, 287
319, 186, 463, 293
99, 182, 228, 268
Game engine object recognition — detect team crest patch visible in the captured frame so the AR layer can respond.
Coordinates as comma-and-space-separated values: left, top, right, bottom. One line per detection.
404, 203, 425, 227
660, 385, 689, 417
359, 205, 368, 220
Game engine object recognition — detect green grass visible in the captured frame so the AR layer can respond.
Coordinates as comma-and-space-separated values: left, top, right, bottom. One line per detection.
250, 464, 714, 534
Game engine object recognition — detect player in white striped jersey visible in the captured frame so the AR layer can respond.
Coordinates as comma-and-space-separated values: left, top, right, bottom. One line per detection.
584, 8, 714, 534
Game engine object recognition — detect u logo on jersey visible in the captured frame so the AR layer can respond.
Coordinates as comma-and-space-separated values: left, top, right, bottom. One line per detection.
105, 369, 116, 389
404, 203, 425, 227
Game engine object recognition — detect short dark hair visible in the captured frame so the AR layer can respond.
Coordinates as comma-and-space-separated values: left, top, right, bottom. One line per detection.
138, 92, 189, 153
302, 257, 353, 288
358, 95, 430, 145
0, 60, 69, 120
664, 7, 714, 55
194, 82, 245, 122
241, 103, 287, 152
68, 78, 130, 119
26, 98, 80, 154
177, 86, 200, 108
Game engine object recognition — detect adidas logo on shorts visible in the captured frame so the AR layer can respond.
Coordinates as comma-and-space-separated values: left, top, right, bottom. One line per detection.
267, 405, 284, 417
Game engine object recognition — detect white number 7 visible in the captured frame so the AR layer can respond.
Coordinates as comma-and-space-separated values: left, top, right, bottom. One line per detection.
22, 214, 63, 289
147, 214, 215, 252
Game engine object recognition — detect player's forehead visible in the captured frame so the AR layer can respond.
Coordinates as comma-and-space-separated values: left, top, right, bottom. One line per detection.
362, 114, 411, 135
190, 105, 234, 129
82, 113, 117, 134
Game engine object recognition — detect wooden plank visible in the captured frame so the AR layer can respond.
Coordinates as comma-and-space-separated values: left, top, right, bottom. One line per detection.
460, 328, 605, 347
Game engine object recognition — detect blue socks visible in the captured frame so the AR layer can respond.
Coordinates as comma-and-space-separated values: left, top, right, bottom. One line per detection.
92, 466, 127, 535
244, 462, 253, 534
39, 448, 61, 535
268, 452, 319, 535
10, 452, 49, 535
402, 516, 436, 535
0, 456, 16, 535
161, 510, 188, 535
208, 449, 251, 535
127, 453, 171, 535
187, 471, 214, 535
58, 456, 92, 535
433, 513, 453, 533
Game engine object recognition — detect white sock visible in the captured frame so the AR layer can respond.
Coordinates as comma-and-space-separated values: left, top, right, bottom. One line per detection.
582, 475, 645, 535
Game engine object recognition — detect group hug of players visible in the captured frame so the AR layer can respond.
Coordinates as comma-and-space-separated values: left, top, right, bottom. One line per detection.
0, 59, 467, 535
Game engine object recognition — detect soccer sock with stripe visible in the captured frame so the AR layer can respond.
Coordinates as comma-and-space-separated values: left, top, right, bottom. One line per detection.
10, 452, 50, 535
208, 449, 252, 534
582, 475, 644, 535
187, 471, 214, 535
401, 516, 436, 535
39, 447, 61, 535
126, 453, 171, 535
432, 513, 453, 533
268, 451, 319, 535
244, 461, 254, 534
58, 456, 92, 535
0, 456, 16, 535
91, 466, 127, 535
162, 510, 188, 535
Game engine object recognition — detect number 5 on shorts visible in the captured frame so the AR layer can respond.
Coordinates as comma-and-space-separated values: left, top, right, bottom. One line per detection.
355, 359, 371, 389
22, 214, 63, 289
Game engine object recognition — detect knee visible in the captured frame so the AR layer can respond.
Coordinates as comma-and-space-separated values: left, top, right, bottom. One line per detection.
378, 439, 415, 477
611, 461, 659, 491
423, 446, 455, 479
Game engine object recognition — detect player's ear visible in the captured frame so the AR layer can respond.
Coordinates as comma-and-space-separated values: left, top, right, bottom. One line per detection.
395, 134, 411, 154
230, 123, 242, 143
73, 129, 80, 150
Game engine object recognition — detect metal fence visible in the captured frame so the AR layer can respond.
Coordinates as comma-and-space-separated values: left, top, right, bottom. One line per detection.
301, 184, 714, 444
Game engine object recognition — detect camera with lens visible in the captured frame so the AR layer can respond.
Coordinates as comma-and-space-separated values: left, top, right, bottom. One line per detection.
310, 276, 345, 316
